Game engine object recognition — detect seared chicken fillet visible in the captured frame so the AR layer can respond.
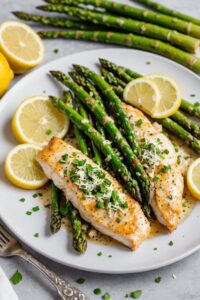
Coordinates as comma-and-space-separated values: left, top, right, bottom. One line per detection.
37, 137, 150, 250
122, 102, 184, 231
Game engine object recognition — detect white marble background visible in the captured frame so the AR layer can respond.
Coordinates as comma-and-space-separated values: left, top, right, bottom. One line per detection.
1, 0, 200, 299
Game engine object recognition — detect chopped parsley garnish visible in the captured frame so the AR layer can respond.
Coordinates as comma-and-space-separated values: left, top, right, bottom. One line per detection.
94, 288, 102, 295
19, 198, 25, 202
108, 255, 112, 258
32, 206, 40, 212
153, 175, 159, 182
32, 193, 42, 198
190, 94, 196, 97
10, 270, 22, 285
167, 195, 173, 200
161, 165, 171, 173
26, 211, 32, 216
146, 61, 151, 65
163, 149, 169, 155
59, 154, 68, 164
130, 290, 142, 298
135, 119, 143, 127
53, 48, 59, 54
63, 169, 68, 176
155, 276, 161, 283
153, 247, 157, 251
45, 129, 52, 135
97, 251, 103, 256
34, 233, 39, 238
177, 155, 181, 165
102, 292, 110, 300
76, 277, 85, 284
168, 240, 174, 246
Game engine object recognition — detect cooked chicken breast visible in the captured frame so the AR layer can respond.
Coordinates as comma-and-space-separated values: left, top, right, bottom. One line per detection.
122, 102, 184, 231
37, 137, 150, 250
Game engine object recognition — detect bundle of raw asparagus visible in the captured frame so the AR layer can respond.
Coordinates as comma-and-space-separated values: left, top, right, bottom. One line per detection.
13, 0, 200, 73
47, 58, 200, 253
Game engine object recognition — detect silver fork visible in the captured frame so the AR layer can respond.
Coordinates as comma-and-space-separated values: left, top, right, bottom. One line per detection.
0, 223, 89, 300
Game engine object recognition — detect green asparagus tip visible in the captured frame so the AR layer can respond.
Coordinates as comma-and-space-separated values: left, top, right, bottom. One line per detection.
73, 64, 88, 74
36, 5, 47, 10
12, 11, 21, 17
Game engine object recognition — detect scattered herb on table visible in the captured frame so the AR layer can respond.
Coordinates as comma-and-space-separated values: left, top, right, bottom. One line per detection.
102, 292, 110, 300
155, 276, 161, 283
34, 233, 39, 238
26, 211, 32, 216
76, 277, 85, 284
10, 270, 22, 285
97, 251, 103, 256
94, 288, 102, 295
146, 61, 151, 65
53, 48, 59, 54
130, 290, 142, 298
168, 240, 174, 246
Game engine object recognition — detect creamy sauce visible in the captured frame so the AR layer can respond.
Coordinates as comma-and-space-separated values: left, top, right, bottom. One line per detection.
38, 133, 198, 247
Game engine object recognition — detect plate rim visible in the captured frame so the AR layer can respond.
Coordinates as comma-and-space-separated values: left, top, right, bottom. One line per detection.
1, 47, 200, 274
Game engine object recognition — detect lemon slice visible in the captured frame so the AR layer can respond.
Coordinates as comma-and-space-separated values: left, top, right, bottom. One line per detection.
5, 144, 48, 189
0, 21, 44, 74
0, 52, 14, 96
12, 95, 69, 146
123, 78, 161, 116
146, 74, 182, 118
187, 158, 200, 200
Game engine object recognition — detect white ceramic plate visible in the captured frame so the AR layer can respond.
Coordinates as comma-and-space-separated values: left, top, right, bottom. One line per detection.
0, 48, 200, 274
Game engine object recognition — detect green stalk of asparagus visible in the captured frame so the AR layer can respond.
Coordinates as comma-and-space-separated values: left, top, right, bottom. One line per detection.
100, 58, 133, 83
158, 118, 200, 154
171, 110, 200, 139
66, 200, 87, 253
100, 60, 200, 151
62, 66, 150, 203
37, 4, 199, 53
44, 0, 200, 38
49, 95, 145, 209
100, 59, 200, 119
63, 91, 89, 156
134, 0, 200, 27
12, 11, 109, 31
101, 67, 126, 88
38, 30, 200, 74
50, 182, 62, 233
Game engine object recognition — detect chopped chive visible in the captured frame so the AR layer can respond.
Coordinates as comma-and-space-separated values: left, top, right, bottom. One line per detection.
34, 233, 39, 238
94, 288, 102, 295
10, 270, 22, 285
26, 211, 32, 216
155, 276, 161, 283
168, 240, 174, 246
76, 277, 85, 284
130, 290, 142, 298
19, 198, 25, 202
32, 206, 40, 212
102, 292, 110, 300
97, 251, 103, 256
45, 129, 52, 135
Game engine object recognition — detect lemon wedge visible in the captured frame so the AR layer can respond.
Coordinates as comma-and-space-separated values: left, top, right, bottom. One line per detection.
5, 144, 48, 189
12, 95, 69, 146
0, 21, 44, 73
123, 78, 161, 116
146, 74, 182, 118
187, 158, 200, 200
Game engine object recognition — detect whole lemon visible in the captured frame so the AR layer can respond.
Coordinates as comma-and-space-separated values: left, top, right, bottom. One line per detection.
0, 52, 14, 96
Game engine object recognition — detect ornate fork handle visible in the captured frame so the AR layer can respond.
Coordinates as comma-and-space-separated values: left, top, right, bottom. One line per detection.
18, 250, 89, 300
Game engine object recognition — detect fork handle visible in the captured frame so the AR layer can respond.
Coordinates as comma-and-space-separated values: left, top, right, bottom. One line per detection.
18, 250, 89, 300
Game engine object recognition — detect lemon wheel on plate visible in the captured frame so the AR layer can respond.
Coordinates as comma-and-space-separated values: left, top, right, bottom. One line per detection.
187, 158, 200, 200
5, 144, 48, 189
12, 95, 69, 146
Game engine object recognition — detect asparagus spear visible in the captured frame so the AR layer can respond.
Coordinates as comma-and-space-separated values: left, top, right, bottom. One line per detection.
37, 5, 199, 53
100, 59, 200, 119
44, 0, 200, 38
101, 67, 126, 88
50, 182, 62, 233
66, 200, 87, 253
38, 30, 200, 73
50, 70, 150, 204
49, 95, 146, 208
134, 0, 200, 27
158, 118, 200, 154
171, 110, 200, 139
12, 11, 107, 31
